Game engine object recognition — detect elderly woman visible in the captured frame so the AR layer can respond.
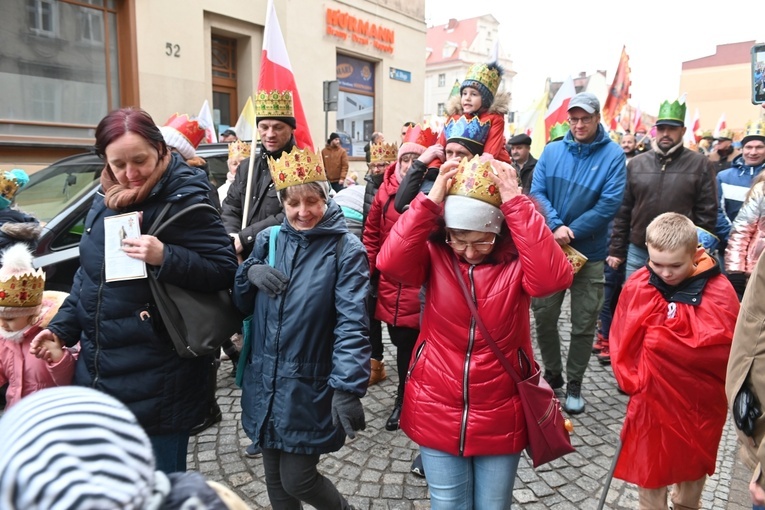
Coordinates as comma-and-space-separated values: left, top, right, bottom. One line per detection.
377, 157, 572, 509
233, 147, 370, 510
31, 107, 238, 473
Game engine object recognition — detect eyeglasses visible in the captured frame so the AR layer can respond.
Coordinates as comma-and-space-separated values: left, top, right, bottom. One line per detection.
568, 116, 595, 126
446, 235, 496, 252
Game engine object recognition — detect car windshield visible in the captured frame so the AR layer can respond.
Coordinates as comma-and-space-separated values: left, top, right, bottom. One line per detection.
15, 156, 103, 225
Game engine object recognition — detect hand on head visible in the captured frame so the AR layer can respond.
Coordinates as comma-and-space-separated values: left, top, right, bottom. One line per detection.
427, 160, 460, 205
487, 161, 521, 203
418, 144, 445, 166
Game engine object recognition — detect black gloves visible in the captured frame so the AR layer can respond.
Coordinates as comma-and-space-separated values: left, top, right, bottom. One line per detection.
247, 264, 289, 298
331, 390, 366, 439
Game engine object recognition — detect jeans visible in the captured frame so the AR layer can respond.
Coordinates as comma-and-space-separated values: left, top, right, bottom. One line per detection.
419, 446, 520, 510
625, 243, 649, 280
150, 430, 191, 473
261, 448, 351, 510
533, 260, 605, 382
598, 261, 625, 338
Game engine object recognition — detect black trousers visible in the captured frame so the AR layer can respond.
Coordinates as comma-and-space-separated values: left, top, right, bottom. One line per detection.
388, 325, 419, 400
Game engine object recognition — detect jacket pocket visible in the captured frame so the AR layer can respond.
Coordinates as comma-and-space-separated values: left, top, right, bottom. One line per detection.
406, 340, 427, 381
135, 305, 173, 350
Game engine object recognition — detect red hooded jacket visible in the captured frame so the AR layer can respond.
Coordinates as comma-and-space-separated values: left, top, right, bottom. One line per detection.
363, 163, 422, 329
377, 193, 572, 456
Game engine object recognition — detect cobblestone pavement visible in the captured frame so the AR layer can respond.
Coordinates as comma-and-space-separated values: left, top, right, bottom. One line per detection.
189, 292, 754, 509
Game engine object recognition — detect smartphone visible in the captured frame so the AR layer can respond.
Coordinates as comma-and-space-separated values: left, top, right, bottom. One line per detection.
752, 43, 765, 104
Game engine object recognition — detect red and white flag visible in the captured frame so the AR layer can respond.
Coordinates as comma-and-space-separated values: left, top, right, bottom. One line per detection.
684, 107, 699, 145
544, 76, 575, 142
713, 113, 726, 139
632, 105, 643, 134
259, 0, 313, 150
197, 100, 217, 144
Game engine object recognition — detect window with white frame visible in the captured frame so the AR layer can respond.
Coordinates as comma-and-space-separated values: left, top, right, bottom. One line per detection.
438, 73, 445, 87
79, 0, 104, 44
26, 0, 58, 37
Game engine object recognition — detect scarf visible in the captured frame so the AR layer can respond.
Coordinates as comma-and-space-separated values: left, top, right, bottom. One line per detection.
100, 154, 170, 211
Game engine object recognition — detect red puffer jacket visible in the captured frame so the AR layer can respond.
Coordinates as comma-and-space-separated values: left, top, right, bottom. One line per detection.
362, 163, 422, 329
377, 193, 573, 456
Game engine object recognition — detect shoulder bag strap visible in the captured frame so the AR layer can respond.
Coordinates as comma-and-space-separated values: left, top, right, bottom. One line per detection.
450, 255, 524, 384
268, 225, 281, 267
148, 203, 220, 238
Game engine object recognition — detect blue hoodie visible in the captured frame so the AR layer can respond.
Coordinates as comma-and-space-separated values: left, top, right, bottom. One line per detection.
531, 125, 627, 260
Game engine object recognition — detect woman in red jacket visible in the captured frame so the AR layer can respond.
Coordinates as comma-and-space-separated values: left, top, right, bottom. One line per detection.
377, 157, 572, 509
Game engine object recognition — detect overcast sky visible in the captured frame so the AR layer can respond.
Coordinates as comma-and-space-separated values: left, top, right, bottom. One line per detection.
425, 0, 763, 116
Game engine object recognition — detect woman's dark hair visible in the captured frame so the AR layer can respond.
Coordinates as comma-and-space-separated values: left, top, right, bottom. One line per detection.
94, 107, 167, 160
278, 182, 329, 203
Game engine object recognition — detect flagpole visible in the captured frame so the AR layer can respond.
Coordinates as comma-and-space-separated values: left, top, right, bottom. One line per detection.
242, 152, 256, 231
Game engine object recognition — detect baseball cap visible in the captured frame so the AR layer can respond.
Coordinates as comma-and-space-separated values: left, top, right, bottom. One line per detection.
568, 92, 600, 114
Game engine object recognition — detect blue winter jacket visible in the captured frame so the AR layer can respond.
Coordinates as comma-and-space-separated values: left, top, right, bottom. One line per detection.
716, 154, 765, 242
48, 154, 238, 434
531, 125, 627, 260
234, 199, 371, 454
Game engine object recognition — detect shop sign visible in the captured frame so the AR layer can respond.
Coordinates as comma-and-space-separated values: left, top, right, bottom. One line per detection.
326, 8, 395, 54
336, 54, 375, 93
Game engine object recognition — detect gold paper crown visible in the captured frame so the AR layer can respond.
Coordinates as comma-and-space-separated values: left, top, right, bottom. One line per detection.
744, 120, 765, 141
267, 146, 327, 191
0, 174, 21, 203
463, 63, 501, 97
0, 269, 45, 311
447, 156, 501, 207
369, 143, 398, 164
255, 90, 295, 118
228, 140, 251, 160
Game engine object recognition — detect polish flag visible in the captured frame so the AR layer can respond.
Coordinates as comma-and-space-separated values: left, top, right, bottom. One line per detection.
691, 109, 700, 141
544, 76, 576, 142
197, 100, 217, 144
684, 108, 699, 144
713, 113, 726, 139
632, 105, 643, 134
258, 0, 314, 150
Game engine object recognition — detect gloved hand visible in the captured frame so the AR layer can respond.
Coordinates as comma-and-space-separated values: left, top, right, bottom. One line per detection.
331, 390, 366, 439
247, 264, 289, 298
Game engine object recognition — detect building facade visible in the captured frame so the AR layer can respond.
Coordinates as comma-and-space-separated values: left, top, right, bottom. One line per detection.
0, 0, 426, 170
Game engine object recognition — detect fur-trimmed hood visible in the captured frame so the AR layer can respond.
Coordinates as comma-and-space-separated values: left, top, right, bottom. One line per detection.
445, 88, 510, 117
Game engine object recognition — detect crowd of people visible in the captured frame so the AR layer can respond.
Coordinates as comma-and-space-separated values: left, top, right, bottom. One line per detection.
3, 59, 765, 510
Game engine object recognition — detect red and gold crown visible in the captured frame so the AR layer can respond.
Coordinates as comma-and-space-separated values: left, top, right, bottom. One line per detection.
402, 124, 439, 148
267, 147, 327, 191
0, 269, 45, 316
163, 113, 206, 149
447, 156, 501, 207
228, 140, 251, 160
255, 90, 295, 118
370, 143, 398, 164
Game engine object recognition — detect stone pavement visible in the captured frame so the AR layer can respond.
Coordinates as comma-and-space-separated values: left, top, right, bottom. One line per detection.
190, 292, 754, 509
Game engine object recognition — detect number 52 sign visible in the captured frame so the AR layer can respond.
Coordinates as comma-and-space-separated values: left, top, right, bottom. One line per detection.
166, 43, 180, 58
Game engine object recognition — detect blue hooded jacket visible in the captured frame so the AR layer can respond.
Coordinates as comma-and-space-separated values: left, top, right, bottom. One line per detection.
531, 125, 627, 260
234, 199, 370, 454
716, 154, 765, 242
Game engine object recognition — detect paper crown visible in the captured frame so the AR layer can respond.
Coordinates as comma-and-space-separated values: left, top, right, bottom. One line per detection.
448, 79, 461, 100
402, 124, 439, 148
0, 244, 45, 317
743, 120, 765, 144
656, 100, 686, 124
0, 169, 29, 209
609, 131, 623, 143
228, 140, 251, 161
447, 156, 502, 207
695, 128, 713, 139
267, 146, 327, 191
163, 114, 205, 149
717, 129, 734, 140
549, 122, 570, 142
255, 90, 294, 118
369, 143, 398, 164
462, 63, 501, 97
443, 115, 491, 147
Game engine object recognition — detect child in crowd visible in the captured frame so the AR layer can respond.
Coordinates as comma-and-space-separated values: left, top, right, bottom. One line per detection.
610, 212, 739, 510
0, 168, 41, 252
0, 244, 73, 408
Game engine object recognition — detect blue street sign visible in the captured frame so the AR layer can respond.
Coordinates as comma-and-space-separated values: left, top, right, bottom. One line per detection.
389, 67, 411, 83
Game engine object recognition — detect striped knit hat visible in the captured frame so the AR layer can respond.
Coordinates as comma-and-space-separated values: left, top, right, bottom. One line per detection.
0, 387, 156, 510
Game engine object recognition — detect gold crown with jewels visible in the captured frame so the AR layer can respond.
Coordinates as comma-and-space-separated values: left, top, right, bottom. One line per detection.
254, 90, 295, 118
228, 140, 251, 160
448, 155, 502, 207
369, 143, 398, 164
267, 146, 327, 191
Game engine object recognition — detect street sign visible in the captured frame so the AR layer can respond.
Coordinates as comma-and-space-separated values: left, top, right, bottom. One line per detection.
389, 67, 411, 83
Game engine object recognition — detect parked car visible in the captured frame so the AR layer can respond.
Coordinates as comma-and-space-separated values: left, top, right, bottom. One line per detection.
15, 143, 233, 291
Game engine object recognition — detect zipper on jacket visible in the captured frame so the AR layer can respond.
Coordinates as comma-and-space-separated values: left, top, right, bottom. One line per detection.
93, 259, 106, 387
392, 283, 402, 324
406, 341, 426, 381
458, 265, 477, 456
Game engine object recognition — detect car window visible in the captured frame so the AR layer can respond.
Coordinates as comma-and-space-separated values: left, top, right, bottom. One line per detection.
205, 153, 228, 188
16, 157, 103, 225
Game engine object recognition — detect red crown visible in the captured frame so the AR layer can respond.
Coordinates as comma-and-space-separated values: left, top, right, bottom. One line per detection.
403, 124, 439, 148
163, 113, 206, 149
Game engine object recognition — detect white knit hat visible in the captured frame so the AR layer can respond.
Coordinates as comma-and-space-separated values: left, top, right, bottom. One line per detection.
160, 125, 196, 160
443, 195, 504, 234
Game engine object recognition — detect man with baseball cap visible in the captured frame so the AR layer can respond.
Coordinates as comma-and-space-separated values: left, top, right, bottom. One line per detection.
530, 91, 627, 414
506, 133, 537, 194
709, 129, 740, 173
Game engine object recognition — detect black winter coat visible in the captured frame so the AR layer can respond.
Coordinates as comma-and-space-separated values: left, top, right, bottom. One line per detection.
48, 155, 238, 434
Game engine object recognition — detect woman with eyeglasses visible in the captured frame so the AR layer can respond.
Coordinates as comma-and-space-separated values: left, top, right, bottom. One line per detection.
376, 156, 572, 509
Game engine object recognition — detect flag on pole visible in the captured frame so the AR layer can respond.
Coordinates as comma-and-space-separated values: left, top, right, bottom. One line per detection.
602, 47, 631, 129
683, 106, 698, 145
544, 76, 575, 142
517, 92, 547, 157
234, 96, 257, 142
713, 113, 726, 139
258, 0, 313, 150
632, 105, 644, 134
197, 100, 217, 144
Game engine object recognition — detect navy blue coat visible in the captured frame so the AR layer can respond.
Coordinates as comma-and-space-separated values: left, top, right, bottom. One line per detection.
48, 155, 238, 434
234, 199, 371, 454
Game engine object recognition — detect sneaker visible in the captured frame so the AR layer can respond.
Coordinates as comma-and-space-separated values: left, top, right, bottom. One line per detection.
543, 371, 564, 390
597, 342, 611, 364
410, 454, 425, 478
592, 333, 607, 353
564, 380, 585, 414
244, 443, 262, 458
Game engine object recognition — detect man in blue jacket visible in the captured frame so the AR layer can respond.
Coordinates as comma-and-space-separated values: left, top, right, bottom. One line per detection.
530, 92, 627, 414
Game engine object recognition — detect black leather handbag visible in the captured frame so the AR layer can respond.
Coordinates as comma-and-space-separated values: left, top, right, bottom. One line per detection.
147, 203, 243, 358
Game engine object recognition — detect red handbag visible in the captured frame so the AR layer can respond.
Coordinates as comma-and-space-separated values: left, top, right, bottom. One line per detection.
451, 256, 575, 468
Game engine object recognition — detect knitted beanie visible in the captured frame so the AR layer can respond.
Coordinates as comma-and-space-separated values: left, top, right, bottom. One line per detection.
443, 195, 504, 235
160, 125, 196, 160
461, 62, 503, 112
0, 386, 156, 510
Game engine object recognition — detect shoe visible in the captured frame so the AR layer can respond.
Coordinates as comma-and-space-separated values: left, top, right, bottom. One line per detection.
410, 454, 425, 477
244, 443, 262, 458
369, 359, 387, 386
189, 405, 222, 435
543, 371, 564, 390
563, 380, 585, 414
592, 333, 607, 353
385, 395, 403, 431
597, 342, 611, 364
